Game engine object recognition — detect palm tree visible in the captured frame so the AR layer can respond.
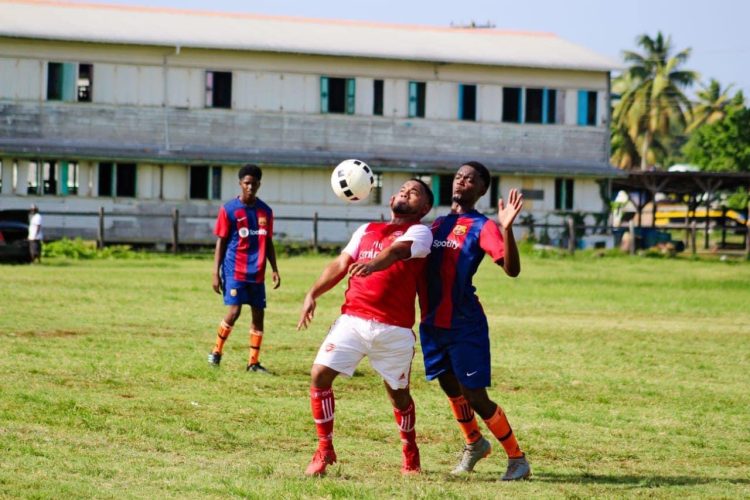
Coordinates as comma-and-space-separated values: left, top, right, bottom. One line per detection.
614, 32, 697, 170
687, 79, 739, 132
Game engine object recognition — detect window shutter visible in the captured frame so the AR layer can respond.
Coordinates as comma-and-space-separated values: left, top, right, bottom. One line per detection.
518, 88, 524, 123
59, 162, 69, 195
408, 81, 417, 117
346, 78, 355, 115
542, 88, 549, 124
62, 63, 77, 102
320, 77, 329, 113
577, 90, 588, 126
458, 84, 464, 120
205, 71, 214, 107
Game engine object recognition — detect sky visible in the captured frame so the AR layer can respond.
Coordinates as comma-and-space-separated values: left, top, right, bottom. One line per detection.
84, 0, 750, 99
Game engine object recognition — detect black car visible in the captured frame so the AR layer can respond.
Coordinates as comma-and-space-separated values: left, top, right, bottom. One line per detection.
0, 210, 31, 263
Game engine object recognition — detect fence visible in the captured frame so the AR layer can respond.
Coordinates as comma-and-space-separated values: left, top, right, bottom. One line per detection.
41, 208, 750, 258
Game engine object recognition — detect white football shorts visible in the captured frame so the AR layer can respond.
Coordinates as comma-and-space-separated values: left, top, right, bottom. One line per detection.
313, 314, 415, 390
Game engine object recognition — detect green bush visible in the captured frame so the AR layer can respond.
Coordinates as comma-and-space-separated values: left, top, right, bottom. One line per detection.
42, 238, 144, 260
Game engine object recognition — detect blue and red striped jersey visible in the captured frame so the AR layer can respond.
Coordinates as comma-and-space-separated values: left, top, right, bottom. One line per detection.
419, 211, 504, 329
214, 197, 274, 284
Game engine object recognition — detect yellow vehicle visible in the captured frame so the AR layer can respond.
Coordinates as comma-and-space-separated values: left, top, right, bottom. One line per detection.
654, 204, 747, 228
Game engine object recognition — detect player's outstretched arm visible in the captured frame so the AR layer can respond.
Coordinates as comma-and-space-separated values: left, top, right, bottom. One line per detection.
348, 241, 413, 277
498, 189, 523, 278
212, 237, 228, 294
297, 253, 353, 330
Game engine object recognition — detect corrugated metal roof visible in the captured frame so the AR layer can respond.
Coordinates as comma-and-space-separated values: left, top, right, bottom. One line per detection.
0, 0, 619, 72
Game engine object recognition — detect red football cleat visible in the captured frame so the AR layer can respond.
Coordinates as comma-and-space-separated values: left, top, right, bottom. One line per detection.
305, 448, 337, 477
401, 443, 421, 475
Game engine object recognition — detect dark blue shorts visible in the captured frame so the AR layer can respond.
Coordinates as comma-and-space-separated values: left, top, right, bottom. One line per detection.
222, 279, 266, 308
419, 321, 491, 389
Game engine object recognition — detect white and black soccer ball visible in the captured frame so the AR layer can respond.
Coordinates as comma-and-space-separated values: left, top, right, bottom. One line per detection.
330, 159, 374, 202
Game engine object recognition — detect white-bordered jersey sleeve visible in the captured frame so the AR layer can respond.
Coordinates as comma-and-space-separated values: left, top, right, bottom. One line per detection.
342, 223, 369, 259
394, 224, 433, 259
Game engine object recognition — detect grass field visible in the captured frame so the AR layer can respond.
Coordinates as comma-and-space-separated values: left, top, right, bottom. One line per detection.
1, 252, 749, 498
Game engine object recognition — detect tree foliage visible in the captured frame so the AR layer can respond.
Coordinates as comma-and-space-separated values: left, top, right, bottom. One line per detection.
683, 92, 750, 172
612, 32, 697, 170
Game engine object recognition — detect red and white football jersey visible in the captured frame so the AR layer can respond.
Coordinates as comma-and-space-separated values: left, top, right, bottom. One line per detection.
340, 222, 432, 328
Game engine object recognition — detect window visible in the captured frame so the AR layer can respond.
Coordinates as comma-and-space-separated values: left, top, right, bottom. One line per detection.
59, 161, 78, 195
47, 62, 92, 102
524, 88, 557, 124
321, 77, 355, 114
77, 64, 93, 102
490, 176, 500, 204
190, 165, 222, 200
408, 81, 426, 118
555, 178, 574, 210
436, 174, 454, 206
205, 71, 232, 109
502, 87, 522, 123
373, 79, 384, 116
459, 84, 477, 121
577, 90, 598, 126
98, 162, 136, 197
41, 161, 57, 195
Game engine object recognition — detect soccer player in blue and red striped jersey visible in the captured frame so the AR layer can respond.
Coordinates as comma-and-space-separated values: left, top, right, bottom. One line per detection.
418, 161, 531, 480
208, 164, 280, 373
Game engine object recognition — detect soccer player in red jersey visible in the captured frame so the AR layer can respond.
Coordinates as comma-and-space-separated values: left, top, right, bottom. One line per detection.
296, 179, 434, 477
418, 161, 531, 480
208, 164, 281, 372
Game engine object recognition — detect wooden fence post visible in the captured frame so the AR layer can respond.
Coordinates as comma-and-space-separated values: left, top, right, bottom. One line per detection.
690, 221, 697, 256
97, 206, 105, 249
171, 208, 179, 254
312, 212, 319, 253
567, 216, 575, 255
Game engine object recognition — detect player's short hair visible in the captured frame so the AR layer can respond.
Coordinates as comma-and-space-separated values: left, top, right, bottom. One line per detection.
238, 164, 262, 180
462, 161, 490, 189
410, 178, 434, 209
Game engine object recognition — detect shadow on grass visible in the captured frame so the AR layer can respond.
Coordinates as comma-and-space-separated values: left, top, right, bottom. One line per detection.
534, 471, 750, 487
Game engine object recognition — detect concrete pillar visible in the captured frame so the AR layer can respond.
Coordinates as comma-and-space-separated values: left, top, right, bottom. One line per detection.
15, 160, 32, 196
1, 158, 13, 195
78, 161, 92, 197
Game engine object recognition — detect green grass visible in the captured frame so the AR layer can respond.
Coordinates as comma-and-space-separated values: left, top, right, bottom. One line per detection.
1, 252, 749, 498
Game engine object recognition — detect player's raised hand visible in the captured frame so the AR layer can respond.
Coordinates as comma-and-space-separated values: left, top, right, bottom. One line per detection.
272, 271, 281, 289
498, 188, 523, 230
297, 293, 317, 330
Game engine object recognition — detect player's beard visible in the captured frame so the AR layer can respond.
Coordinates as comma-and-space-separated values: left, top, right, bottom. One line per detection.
392, 200, 415, 215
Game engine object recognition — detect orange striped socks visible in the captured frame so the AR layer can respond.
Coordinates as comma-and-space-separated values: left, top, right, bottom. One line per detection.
212, 320, 233, 354
483, 405, 523, 458
248, 329, 263, 365
448, 395, 483, 444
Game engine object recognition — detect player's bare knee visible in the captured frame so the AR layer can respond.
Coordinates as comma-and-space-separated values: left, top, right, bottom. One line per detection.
310, 364, 337, 388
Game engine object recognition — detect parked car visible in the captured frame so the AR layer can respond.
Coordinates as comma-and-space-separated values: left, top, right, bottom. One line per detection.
0, 210, 31, 263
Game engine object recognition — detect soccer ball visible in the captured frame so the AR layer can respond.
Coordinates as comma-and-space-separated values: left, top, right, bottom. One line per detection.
330, 159, 374, 202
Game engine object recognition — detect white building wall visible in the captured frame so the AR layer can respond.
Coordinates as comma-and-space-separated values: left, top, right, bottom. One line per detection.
162, 164, 187, 200
563, 89, 578, 126
479, 84, 502, 123
166, 67, 202, 108
0, 58, 42, 100
385, 80, 408, 118
137, 66, 164, 106
426, 81, 456, 121
355, 77, 373, 116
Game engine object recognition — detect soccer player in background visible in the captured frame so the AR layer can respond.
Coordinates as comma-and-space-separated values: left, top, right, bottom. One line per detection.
418, 161, 531, 480
208, 164, 280, 373
296, 179, 434, 477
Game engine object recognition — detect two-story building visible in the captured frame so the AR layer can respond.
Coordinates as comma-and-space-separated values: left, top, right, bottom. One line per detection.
0, 0, 620, 243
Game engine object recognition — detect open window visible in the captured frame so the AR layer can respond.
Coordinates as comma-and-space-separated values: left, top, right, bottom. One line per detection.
555, 178, 574, 210
577, 90, 598, 126
190, 165, 222, 200
459, 84, 477, 121
98, 162, 136, 197
48, 62, 92, 102
321, 77, 355, 114
373, 79, 384, 116
502, 87, 522, 123
205, 71, 232, 109
408, 81, 426, 118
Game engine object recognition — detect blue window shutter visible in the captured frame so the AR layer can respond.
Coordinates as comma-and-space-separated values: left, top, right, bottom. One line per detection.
518, 88, 524, 123
577, 90, 588, 126
59, 161, 68, 195
346, 78, 356, 115
458, 84, 464, 120
320, 77, 329, 113
542, 88, 549, 124
62, 63, 77, 102
408, 82, 417, 117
